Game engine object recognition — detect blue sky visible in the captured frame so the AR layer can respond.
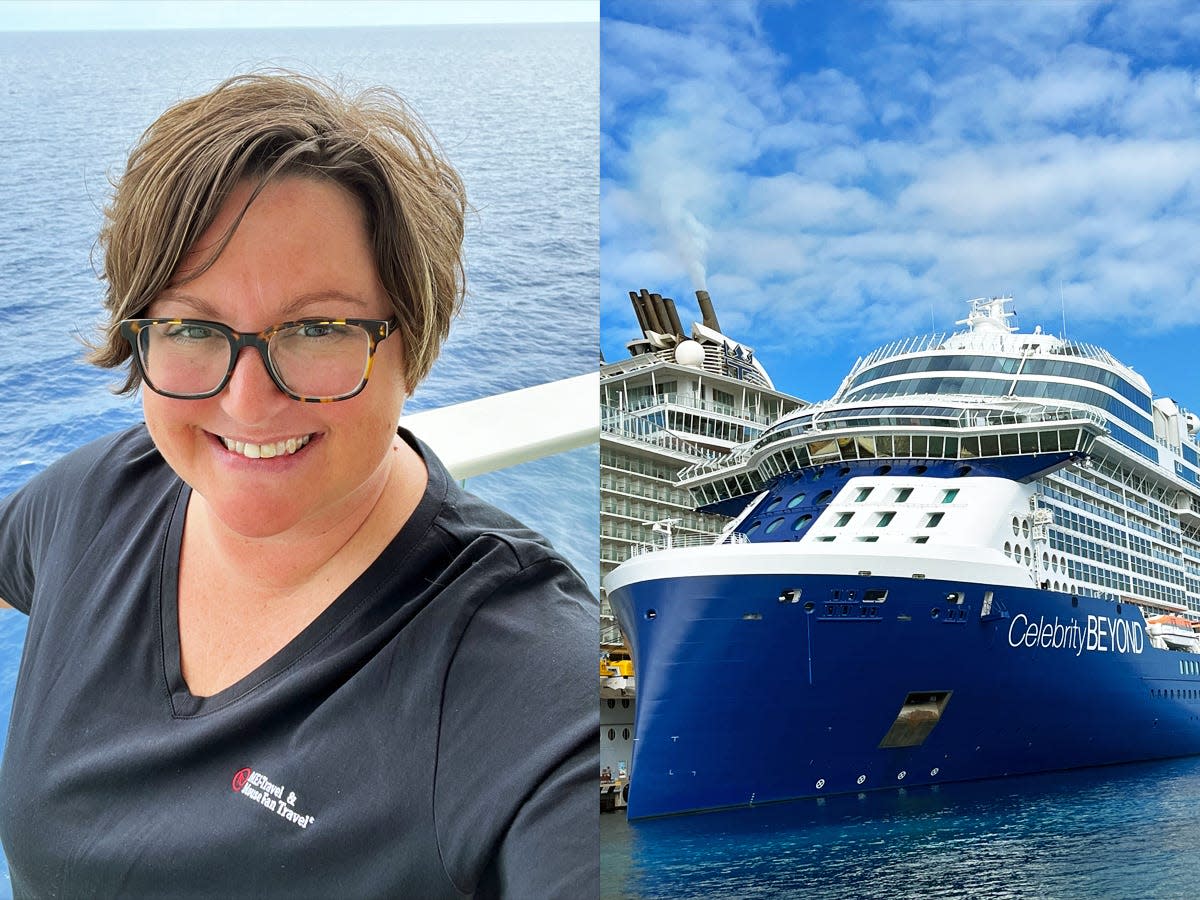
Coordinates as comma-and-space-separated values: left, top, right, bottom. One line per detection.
601, 0, 1200, 407
0, 0, 597, 29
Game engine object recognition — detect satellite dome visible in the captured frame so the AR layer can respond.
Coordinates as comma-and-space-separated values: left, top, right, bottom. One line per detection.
674, 339, 705, 367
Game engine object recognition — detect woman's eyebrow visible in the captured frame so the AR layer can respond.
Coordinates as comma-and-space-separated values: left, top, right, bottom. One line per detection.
152, 290, 372, 319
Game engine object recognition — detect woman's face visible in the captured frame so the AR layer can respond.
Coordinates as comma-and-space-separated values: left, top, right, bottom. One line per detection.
143, 176, 409, 541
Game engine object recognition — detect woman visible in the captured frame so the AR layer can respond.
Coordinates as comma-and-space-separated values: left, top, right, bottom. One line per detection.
0, 73, 597, 897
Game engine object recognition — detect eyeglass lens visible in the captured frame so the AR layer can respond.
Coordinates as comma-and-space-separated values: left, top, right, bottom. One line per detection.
138, 322, 373, 399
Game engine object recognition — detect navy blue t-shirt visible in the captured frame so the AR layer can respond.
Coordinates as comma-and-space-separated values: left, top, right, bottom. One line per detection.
0, 424, 598, 897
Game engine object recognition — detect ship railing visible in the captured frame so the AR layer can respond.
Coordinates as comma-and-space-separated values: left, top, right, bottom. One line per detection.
612, 392, 778, 426
600, 413, 724, 461
627, 531, 750, 557
848, 331, 1128, 380
405, 372, 597, 480
677, 400, 1105, 483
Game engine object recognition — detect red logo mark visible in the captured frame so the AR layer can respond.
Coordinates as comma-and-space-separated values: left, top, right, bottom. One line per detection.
232, 767, 252, 792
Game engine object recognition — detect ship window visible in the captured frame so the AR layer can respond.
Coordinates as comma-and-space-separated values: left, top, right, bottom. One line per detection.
945, 592, 964, 605
855, 487, 874, 502
1005, 541, 1012, 557
606, 699, 615, 709
816, 490, 834, 505
1012, 516, 1021, 536
838, 466, 851, 476
1023, 547, 1032, 566
894, 488, 913, 502
877, 512, 896, 527
1022, 519, 1030, 539
608, 729, 616, 741
793, 514, 813, 531
787, 493, 807, 509
941, 489, 959, 504
912, 536, 930, 544
834, 513, 854, 527
766, 496, 784, 512
875, 464, 892, 475
864, 589, 888, 603
981, 434, 1000, 456
912, 464, 928, 475
746, 521, 762, 534
961, 436, 980, 459
926, 512, 944, 527
623, 728, 631, 740
1042, 552, 1050, 568
857, 536, 879, 542
766, 517, 787, 533
817, 536, 836, 542
1000, 433, 1020, 454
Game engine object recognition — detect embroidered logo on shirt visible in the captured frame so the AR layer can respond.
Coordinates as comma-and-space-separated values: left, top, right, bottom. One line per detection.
231, 767, 315, 829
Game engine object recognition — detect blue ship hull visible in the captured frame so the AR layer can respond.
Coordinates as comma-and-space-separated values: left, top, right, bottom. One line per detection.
610, 571, 1200, 819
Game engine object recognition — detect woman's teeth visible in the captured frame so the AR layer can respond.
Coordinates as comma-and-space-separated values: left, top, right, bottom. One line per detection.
220, 434, 311, 459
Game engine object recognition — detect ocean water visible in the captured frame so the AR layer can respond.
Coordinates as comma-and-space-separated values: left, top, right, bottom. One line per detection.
602, 756, 1200, 898
0, 23, 597, 894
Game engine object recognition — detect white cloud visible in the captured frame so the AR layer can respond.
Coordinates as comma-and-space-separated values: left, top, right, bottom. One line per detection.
601, 0, 1200, 367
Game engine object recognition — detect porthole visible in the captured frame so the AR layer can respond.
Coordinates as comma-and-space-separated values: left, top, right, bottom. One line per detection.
621, 699, 631, 708
765, 496, 784, 512
816, 490, 834, 506
1012, 516, 1020, 536
787, 493, 807, 509
1022, 519, 1030, 539
608, 728, 616, 741
1023, 547, 1032, 566
838, 466, 851, 477
955, 465, 972, 476
913, 465, 928, 475
793, 514, 813, 531
623, 728, 631, 740
765, 517, 786, 534
607, 699, 615, 709
931, 608, 940, 619
1042, 552, 1049, 568
746, 520, 762, 534
1005, 541, 1012, 558
645, 609, 657, 620
875, 465, 892, 475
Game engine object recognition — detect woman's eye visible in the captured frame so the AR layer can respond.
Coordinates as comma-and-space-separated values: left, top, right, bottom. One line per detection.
297, 322, 351, 339
164, 324, 217, 341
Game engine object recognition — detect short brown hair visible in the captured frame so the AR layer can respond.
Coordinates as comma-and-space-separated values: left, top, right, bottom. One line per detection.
91, 71, 467, 393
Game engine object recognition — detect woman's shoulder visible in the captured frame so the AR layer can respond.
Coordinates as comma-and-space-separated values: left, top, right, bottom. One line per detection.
28, 423, 168, 501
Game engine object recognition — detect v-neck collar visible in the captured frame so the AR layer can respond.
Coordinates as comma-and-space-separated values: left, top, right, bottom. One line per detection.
158, 428, 449, 717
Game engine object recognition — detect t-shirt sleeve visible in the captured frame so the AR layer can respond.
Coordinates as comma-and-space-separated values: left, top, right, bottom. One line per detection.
0, 454, 88, 615
433, 544, 599, 897
0, 428, 156, 615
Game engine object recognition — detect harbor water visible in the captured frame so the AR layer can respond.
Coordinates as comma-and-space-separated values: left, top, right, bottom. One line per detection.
0, 23, 597, 895
602, 756, 1200, 898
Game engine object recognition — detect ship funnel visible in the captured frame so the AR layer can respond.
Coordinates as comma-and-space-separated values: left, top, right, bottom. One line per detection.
696, 290, 722, 333
628, 291, 650, 334
653, 293, 685, 338
638, 288, 667, 336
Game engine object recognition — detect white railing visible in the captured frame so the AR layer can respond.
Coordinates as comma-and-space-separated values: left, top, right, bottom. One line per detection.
402, 372, 598, 480
628, 531, 750, 556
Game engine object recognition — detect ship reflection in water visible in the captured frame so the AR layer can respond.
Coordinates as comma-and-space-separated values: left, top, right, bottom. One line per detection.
601, 754, 1200, 899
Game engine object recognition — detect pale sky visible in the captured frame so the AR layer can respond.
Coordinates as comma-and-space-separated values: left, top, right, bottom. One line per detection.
602, 0, 1200, 408
0, 0, 598, 30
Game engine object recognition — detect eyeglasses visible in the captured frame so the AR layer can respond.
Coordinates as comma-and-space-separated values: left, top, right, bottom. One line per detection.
119, 317, 399, 402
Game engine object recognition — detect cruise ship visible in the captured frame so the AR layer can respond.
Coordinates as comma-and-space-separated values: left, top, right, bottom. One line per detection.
599, 288, 803, 780
607, 296, 1200, 819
